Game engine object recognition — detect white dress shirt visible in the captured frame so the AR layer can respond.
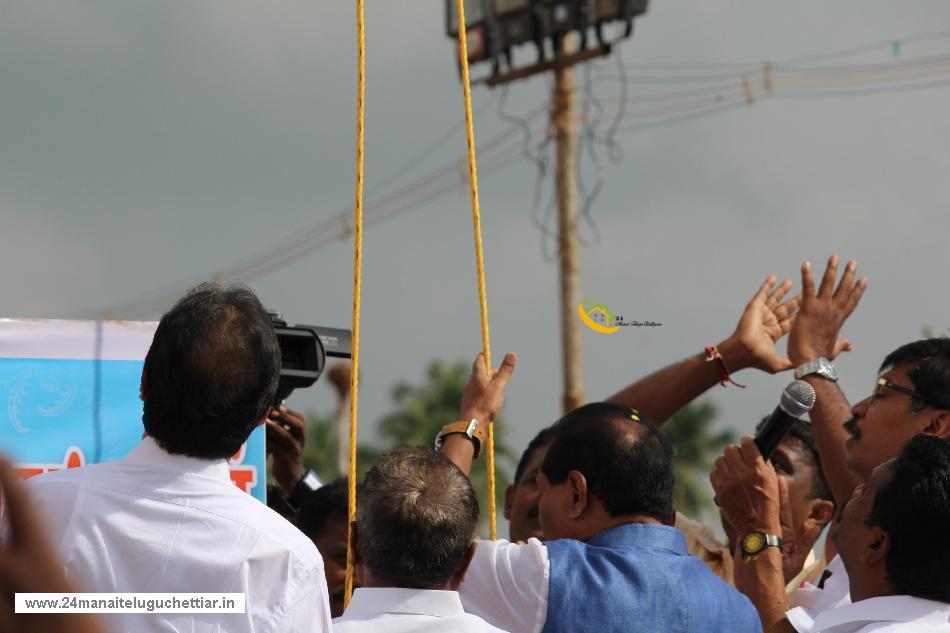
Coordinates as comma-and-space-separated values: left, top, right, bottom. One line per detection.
25, 436, 332, 633
458, 538, 550, 633
334, 587, 511, 633
788, 555, 853, 633
812, 595, 950, 632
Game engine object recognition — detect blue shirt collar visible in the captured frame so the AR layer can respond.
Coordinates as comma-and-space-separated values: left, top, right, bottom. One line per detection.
586, 522, 688, 555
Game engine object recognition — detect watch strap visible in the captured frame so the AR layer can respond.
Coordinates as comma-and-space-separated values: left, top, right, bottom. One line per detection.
435, 419, 486, 458
794, 357, 837, 381
763, 533, 782, 548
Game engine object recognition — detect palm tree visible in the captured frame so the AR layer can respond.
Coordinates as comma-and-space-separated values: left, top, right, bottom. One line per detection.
300, 411, 380, 483
296, 363, 728, 526
661, 400, 735, 519
297, 358, 516, 529
376, 359, 517, 529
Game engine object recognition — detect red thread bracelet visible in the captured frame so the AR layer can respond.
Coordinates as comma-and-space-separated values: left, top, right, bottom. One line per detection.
704, 346, 746, 389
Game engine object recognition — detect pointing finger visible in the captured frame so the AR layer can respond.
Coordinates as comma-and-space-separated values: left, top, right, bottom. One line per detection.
491, 352, 517, 388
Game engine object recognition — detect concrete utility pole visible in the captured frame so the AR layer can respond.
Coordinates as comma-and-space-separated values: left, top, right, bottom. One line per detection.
552, 36, 584, 413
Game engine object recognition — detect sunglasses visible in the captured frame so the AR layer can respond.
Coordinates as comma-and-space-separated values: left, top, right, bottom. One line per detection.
875, 377, 929, 403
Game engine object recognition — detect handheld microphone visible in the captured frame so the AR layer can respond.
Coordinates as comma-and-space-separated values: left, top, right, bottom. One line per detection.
754, 380, 817, 460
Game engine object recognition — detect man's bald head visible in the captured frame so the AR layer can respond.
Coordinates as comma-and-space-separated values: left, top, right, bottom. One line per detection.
540, 402, 674, 522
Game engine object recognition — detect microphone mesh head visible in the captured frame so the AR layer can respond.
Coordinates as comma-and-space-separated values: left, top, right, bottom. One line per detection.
780, 380, 817, 418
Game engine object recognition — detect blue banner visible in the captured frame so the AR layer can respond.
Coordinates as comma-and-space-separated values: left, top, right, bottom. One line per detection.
0, 320, 265, 502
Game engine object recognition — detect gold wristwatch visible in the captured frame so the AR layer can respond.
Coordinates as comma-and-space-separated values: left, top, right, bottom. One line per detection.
740, 531, 782, 562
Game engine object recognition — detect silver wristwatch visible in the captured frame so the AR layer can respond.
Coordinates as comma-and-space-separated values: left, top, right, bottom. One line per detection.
794, 357, 838, 382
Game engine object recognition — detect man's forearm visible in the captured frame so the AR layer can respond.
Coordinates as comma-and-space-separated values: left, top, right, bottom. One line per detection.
802, 376, 860, 507
441, 433, 476, 477
736, 548, 795, 633
606, 338, 749, 425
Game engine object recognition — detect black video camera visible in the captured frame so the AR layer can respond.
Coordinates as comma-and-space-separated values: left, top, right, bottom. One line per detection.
269, 312, 352, 403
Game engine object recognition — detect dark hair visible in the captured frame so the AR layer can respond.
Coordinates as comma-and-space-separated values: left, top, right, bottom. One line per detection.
540, 402, 674, 521
266, 484, 298, 523
357, 447, 479, 589
880, 339, 950, 414
513, 425, 557, 485
754, 417, 833, 504
142, 283, 280, 459
865, 434, 950, 602
297, 478, 350, 542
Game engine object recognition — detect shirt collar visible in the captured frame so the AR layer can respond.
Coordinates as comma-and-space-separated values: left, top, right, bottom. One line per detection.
342, 588, 466, 618
813, 595, 950, 632
586, 522, 688, 555
124, 436, 232, 482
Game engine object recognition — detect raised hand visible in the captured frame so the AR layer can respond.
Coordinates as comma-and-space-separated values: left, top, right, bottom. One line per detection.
722, 275, 800, 374
266, 406, 307, 495
787, 255, 867, 366
710, 437, 781, 540
460, 352, 517, 424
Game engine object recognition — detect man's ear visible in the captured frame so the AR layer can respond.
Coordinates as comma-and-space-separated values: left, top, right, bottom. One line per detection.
255, 405, 275, 429
566, 470, 588, 520
924, 410, 950, 439
798, 498, 836, 552
449, 541, 478, 590
504, 484, 515, 520
862, 525, 890, 566
804, 498, 836, 531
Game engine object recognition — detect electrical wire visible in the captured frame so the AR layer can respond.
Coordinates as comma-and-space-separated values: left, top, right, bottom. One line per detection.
774, 75, 950, 99
780, 27, 950, 66
575, 62, 605, 246
366, 91, 499, 197
87, 35, 950, 318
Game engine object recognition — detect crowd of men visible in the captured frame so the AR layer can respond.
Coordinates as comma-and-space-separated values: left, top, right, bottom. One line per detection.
2, 255, 949, 633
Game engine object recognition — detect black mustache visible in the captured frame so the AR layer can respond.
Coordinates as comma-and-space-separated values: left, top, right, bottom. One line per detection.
843, 417, 861, 441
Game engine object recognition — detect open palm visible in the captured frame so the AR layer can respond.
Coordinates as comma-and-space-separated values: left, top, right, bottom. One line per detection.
731, 276, 800, 374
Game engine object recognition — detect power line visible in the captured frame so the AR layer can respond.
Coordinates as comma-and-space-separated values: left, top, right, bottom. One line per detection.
780, 27, 950, 65
619, 27, 950, 70
774, 75, 950, 99
89, 35, 950, 318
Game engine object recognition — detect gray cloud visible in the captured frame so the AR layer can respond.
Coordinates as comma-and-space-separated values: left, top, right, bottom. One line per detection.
2, 2, 950, 514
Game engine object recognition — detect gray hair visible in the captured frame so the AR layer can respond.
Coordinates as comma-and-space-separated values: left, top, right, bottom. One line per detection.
357, 446, 479, 588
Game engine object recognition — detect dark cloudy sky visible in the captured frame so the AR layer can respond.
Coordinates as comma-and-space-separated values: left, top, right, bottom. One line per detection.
3, 1, 950, 490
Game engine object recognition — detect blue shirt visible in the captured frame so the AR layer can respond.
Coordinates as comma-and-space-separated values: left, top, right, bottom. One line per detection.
544, 523, 762, 633
459, 523, 762, 633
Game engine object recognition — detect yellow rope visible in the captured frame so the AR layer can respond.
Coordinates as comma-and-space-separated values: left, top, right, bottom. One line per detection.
454, 0, 496, 540
344, 0, 365, 609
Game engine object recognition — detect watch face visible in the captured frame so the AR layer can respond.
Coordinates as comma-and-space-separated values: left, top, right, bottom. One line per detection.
741, 532, 766, 555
